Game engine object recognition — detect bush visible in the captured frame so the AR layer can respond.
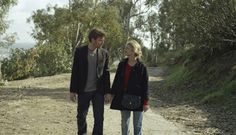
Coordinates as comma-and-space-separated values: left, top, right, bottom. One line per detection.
1, 43, 71, 80
34, 43, 71, 77
1, 48, 37, 80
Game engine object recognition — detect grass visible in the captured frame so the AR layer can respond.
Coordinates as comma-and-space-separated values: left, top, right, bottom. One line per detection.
163, 65, 189, 88
201, 80, 236, 103
0, 80, 7, 86
163, 63, 236, 105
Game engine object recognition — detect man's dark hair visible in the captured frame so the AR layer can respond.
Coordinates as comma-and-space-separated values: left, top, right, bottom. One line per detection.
88, 28, 106, 42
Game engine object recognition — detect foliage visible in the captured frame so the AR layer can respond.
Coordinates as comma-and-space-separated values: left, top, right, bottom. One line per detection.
163, 50, 236, 104
0, 0, 17, 48
1, 48, 37, 80
0, 0, 17, 34
151, 0, 236, 70
141, 48, 158, 66
157, 0, 236, 50
163, 65, 190, 88
4, 0, 161, 80
0, 33, 17, 48
28, 1, 125, 62
34, 43, 71, 77
0, 80, 8, 86
155, 1, 236, 105
28, 0, 160, 64
201, 80, 236, 103
1, 43, 71, 80
108, 0, 153, 38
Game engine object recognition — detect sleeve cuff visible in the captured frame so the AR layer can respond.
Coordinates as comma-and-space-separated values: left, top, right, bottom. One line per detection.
143, 99, 149, 105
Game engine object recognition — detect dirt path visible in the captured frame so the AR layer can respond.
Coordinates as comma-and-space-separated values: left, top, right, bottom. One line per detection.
0, 68, 192, 135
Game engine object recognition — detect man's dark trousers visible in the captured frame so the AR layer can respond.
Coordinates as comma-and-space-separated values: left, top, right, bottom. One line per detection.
77, 91, 104, 135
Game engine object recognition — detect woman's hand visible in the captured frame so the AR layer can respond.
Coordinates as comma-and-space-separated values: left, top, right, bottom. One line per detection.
143, 105, 150, 112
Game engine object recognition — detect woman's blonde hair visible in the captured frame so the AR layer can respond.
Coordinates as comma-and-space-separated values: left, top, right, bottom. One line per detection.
126, 40, 142, 58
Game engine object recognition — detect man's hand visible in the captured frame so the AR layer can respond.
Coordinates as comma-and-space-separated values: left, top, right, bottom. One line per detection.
143, 105, 150, 112
70, 92, 77, 102
104, 94, 113, 103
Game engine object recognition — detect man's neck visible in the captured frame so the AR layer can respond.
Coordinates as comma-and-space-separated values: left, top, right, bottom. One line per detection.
88, 43, 96, 51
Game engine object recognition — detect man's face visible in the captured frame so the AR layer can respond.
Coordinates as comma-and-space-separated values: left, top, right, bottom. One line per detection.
92, 37, 105, 48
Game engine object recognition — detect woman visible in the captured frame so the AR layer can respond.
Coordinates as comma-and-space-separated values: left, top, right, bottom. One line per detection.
110, 40, 149, 135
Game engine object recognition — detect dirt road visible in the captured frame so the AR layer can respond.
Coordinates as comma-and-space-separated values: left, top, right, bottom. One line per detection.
0, 68, 192, 135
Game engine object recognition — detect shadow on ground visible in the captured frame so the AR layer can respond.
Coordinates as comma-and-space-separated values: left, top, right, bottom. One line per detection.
0, 87, 69, 102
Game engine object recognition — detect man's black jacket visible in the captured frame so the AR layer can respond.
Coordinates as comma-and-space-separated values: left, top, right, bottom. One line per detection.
70, 45, 110, 94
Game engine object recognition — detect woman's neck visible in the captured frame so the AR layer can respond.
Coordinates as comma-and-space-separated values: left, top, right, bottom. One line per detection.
128, 57, 137, 66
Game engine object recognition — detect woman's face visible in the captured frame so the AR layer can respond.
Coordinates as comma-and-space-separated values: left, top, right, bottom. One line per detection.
124, 44, 135, 57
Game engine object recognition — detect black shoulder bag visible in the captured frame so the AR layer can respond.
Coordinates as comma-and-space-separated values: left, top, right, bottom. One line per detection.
121, 94, 141, 109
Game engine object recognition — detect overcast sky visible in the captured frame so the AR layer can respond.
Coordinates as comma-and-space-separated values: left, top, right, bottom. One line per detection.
6, 0, 68, 46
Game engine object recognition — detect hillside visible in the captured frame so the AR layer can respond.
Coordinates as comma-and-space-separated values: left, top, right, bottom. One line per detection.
156, 50, 236, 135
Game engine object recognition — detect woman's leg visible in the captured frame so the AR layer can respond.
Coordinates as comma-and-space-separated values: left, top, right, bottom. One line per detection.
133, 111, 143, 135
121, 110, 131, 135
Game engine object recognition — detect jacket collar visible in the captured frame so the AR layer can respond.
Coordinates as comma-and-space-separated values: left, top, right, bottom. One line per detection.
120, 58, 141, 76
122, 58, 141, 66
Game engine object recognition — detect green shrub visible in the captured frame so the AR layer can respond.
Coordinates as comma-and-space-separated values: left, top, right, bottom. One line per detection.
201, 80, 236, 103
34, 43, 71, 77
1, 48, 37, 80
1, 43, 71, 80
163, 65, 190, 88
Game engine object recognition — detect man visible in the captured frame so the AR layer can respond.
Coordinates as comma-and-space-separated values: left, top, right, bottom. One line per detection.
70, 28, 112, 135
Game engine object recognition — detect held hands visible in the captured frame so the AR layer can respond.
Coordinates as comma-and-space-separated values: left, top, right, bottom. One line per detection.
104, 94, 113, 103
70, 92, 77, 102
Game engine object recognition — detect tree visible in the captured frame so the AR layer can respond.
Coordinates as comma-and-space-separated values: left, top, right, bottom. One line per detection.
29, 0, 161, 64
0, 0, 17, 48
29, 1, 124, 61
0, 0, 17, 79
157, 0, 236, 52
108, 0, 152, 39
